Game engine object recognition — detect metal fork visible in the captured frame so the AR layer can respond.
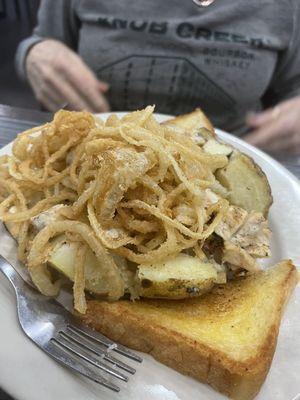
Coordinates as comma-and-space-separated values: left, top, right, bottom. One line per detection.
0, 255, 142, 392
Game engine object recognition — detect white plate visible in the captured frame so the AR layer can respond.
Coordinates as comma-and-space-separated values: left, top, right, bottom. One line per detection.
0, 113, 299, 400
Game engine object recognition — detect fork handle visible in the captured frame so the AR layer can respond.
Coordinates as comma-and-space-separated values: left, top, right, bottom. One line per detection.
0, 255, 27, 294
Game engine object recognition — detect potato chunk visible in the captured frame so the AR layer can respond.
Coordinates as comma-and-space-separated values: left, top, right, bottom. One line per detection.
136, 254, 222, 299
216, 152, 272, 216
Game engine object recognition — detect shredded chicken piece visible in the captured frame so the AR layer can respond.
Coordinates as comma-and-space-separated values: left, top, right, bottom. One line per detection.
222, 241, 259, 272
215, 205, 271, 262
231, 212, 271, 258
203, 188, 219, 209
215, 205, 248, 240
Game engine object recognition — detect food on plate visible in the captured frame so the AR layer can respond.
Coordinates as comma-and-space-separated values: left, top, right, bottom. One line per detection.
164, 110, 273, 216
162, 108, 216, 138
216, 152, 273, 216
81, 260, 298, 400
0, 106, 275, 313
136, 253, 226, 299
0, 106, 297, 399
49, 237, 115, 296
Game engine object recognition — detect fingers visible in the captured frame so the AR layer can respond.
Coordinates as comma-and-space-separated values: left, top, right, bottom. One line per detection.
39, 94, 64, 112
64, 58, 110, 112
246, 108, 280, 128
28, 66, 67, 112
244, 116, 300, 153
47, 73, 95, 111
37, 80, 66, 111
97, 81, 110, 92
39, 96, 61, 112
26, 39, 110, 113
263, 133, 299, 153
36, 65, 109, 113
244, 98, 300, 153
244, 117, 285, 146
32, 64, 91, 112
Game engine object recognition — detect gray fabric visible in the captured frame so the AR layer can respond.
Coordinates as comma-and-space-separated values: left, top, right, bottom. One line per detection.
15, 36, 44, 81
15, 0, 300, 133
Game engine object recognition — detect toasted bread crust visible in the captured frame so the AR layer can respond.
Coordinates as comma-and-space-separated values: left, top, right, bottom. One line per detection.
163, 108, 216, 136
81, 262, 298, 400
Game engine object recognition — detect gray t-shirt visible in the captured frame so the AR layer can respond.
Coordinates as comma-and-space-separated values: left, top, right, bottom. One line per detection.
16, 0, 300, 133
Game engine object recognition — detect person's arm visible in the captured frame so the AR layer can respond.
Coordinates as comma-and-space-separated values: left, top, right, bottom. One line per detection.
15, 0, 79, 81
15, 0, 109, 112
245, 0, 300, 153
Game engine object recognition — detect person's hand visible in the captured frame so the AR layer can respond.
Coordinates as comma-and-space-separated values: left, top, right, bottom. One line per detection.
26, 39, 110, 112
244, 96, 300, 154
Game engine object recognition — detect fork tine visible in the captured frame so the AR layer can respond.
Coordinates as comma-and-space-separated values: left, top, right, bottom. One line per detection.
69, 324, 143, 362
46, 341, 120, 392
0, 255, 139, 393
55, 333, 129, 382
65, 328, 136, 374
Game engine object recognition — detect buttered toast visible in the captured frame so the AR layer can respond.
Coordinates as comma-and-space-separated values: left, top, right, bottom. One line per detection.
163, 108, 216, 136
81, 260, 298, 400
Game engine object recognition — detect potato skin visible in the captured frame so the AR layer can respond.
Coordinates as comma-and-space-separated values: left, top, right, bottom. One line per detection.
216, 152, 273, 217
136, 255, 220, 299
164, 111, 272, 217
137, 277, 216, 299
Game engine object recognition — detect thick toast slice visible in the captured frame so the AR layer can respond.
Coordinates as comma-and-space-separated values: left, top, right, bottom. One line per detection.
81, 261, 298, 400
163, 108, 216, 137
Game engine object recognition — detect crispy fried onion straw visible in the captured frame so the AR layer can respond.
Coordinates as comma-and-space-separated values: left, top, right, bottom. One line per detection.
73, 243, 88, 314
0, 107, 230, 312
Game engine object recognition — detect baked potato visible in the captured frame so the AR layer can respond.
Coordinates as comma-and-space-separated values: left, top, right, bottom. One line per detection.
49, 238, 111, 295
46, 240, 225, 300
136, 254, 225, 299
164, 110, 272, 216
216, 151, 273, 217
